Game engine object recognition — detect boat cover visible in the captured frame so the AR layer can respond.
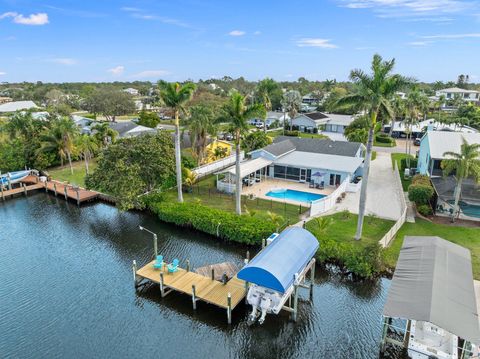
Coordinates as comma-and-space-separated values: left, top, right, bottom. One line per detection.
237, 227, 318, 293
383, 236, 480, 344
0, 170, 30, 185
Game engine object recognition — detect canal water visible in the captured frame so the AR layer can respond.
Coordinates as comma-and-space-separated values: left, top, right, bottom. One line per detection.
1, 194, 398, 359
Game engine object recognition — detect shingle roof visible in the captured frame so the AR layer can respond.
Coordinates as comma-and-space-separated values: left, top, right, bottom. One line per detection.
0, 100, 38, 112
109, 121, 157, 138
262, 139, 296, 156
273, 136, 362, 157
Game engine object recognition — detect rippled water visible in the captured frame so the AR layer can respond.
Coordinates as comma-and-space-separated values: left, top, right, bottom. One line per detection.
1, 194, 397, 359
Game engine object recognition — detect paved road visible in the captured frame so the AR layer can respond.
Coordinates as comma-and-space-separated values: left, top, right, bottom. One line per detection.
337, 152, 404, 221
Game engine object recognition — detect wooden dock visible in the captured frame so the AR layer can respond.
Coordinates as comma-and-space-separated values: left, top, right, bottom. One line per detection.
134, 260, 247, 323
1, 175, 99, 205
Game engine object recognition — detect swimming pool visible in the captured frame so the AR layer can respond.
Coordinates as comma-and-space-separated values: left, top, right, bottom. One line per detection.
265, 188, 326, 203
447, 200, 480, 218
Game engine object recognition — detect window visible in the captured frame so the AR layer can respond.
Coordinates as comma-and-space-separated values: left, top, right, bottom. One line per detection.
274, 165, 286, 179
286, 167, 300, 181
329, 174, 341, 186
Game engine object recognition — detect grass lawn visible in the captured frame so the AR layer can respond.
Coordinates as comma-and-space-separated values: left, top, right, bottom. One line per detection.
391, 153, 414, 191
48, 160, 97, 187
306, 212, 394, 249
374, 139, 396, 147
163, 176, 307, 225
384, 219, 480, 279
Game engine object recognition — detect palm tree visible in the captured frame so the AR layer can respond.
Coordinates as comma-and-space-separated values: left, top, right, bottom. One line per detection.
405, 89, 428, 167
75, 134, 98, 174
39, 117, 79, 174
389, 95, 405, 137
441, 139, 480, 222
221, 91, 265, 214
160, 82, 196, 203
312, 216, 334, 235
267, 211, 284, 232
337, 54, 411, 240
92, 122, 118, 148
281, 90, 302, 132
188, 105, 217, 165
435, 94, 446, 123
256, 78, 278, 132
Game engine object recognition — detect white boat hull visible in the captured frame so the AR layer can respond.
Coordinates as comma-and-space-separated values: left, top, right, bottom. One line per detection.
408, 320, 458, 359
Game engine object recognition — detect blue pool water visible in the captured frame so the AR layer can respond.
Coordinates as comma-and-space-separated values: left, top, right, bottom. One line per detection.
448, 200, 480, 218
266, 189, 326, 203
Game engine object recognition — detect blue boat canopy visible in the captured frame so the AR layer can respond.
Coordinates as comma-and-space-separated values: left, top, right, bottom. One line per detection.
237, 227, 319, 293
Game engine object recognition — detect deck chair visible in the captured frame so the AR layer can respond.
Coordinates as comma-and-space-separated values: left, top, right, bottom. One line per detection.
153, 255, 164, 269
167, 258, 179, 273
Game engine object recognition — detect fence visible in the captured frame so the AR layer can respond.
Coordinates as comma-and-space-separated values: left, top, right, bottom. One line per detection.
346, 180, 361, 193
192, 152, 245, 179
309, 177, 348, 216
379, 162, 408, 248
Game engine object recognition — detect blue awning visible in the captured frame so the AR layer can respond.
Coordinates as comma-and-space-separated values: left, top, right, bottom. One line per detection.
237, 227, 319, 293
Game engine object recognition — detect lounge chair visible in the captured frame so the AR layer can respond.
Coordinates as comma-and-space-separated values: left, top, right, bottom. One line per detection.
153, 255, 164, 269
167, 258, 179, 273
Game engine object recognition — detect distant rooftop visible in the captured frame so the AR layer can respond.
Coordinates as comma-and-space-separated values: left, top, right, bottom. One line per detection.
0, 100, 38, 113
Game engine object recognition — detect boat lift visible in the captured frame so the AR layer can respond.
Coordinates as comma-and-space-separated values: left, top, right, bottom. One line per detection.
237, 227, 318, 325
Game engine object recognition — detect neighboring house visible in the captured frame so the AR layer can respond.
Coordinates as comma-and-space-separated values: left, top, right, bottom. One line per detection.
435, 87, 479, 103
249, 111, 290, 128
0, 100, 38, 113
216, 136, 364, 193
302, 93, 319, 105
71, 115, 94, 134
417, 131, 480, 177
384, 119, 478, 138
395, 92, 407, 100
123, 88, 139, 96
109, 120, 158, 138
291, 112, 354, 134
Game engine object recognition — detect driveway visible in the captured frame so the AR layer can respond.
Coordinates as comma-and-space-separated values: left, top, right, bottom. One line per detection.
337, 152, 404, 221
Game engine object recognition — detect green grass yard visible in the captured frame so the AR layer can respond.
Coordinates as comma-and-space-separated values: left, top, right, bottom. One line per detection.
48, 160, 97, 187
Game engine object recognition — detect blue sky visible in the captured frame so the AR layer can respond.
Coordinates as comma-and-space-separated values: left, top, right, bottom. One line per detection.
1, 0, 480, 83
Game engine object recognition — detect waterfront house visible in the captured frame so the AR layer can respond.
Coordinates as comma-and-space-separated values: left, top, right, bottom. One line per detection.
123, 88, 139, 96
384, 118, 478, 138
109, 120, 158, 138
435, 87, 479, 103
0, 100, 38, 113
291, 112, 354, 134
216, 136, 364, 195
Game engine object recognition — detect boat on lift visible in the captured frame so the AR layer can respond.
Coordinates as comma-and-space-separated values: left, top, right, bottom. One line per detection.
0, 170, 31, 187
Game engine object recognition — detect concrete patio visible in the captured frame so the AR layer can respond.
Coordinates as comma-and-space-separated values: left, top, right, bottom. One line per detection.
241, 178, 333, 205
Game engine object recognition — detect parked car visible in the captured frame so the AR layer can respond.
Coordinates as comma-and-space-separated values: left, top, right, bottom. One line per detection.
414, 138, 421, 146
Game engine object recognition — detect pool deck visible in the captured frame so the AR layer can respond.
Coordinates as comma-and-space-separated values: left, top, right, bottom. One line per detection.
134, 260, 247, 322
242, 179, 333, 206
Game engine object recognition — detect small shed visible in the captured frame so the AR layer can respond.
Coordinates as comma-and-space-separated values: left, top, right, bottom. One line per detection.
237, 227, 318, 293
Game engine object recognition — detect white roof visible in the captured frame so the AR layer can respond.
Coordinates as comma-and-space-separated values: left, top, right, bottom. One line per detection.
437, 87, 479, 94
391, 119, 478, 134
326, 114, 354, 126
223, 157, 272, 178
427, 131, 480, 159
0, 100, 37, 112
274, 151, 363, 174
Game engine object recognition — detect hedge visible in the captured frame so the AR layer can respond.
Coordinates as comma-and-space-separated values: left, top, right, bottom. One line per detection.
284, 130, 299, 137
400, 157, 418, 170
408, 183, 434, 205
147, 201, 275, 245
375, 134, 394, 144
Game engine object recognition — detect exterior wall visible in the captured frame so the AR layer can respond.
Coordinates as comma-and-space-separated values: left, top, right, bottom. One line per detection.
325, 124, 345, 133
417, 134, 431, 175
272, 163, 352, 187
291, 116, 317, 132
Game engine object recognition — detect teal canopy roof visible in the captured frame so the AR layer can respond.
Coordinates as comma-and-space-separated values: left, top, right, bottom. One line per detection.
237, 227, 318, 293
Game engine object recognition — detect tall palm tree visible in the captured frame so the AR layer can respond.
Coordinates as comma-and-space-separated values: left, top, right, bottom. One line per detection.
92, 122, 118, 148
75, 134, 98, 174
187, 105, 217, 165
337, 54, 411, 240
221, 91, 265, 214
256, 78, 278, 132
281, 90, 302, 132
39, 117, 79, 174
405, 89, 428, 167
441, 139, 480, 222
389, 94, 405, 137
435, 94, 446, 123
160, 82, 196, 202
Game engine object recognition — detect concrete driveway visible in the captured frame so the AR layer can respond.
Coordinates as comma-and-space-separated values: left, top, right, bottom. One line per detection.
337, 152, 404, 221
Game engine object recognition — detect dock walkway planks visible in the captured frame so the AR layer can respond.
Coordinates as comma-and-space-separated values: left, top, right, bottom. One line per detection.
136, 260, 246, 310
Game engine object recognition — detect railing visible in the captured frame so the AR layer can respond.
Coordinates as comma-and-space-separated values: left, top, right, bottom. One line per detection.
346, 180, 361, 193
309, 177, 348, 216
379, 162, 408, 248
216, 181, 235, 194
192, 152, 245, 179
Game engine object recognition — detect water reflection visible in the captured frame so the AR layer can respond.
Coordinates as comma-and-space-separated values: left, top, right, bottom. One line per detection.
1, 193, 396, 359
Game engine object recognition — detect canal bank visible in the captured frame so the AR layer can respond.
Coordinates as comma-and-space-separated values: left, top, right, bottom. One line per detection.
0, 192, 398, 358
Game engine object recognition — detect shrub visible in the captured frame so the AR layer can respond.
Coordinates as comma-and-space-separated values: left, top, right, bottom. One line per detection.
417, 204, 433, 216
408, 183, 434, 205
147, 202, 275, 245
375, 134, 394, 144
284, 130, 299, 137
400, 157, 418, 170
371, 151, 377, 161
412, 174, 430, 186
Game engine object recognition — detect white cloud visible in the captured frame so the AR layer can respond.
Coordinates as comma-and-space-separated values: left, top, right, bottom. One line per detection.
108, 65, 125, 75
408, 41, 431, 46
339, 0, 474, 18
253, 31, 261, 35
50, 58, 77, 65
0, 12, 49, 25
422, 32, 480, 39
0, 72, 6, 76
228, 30, 246, 36
132, 70, 169, 78
296, 38, 338, 48
120, 7, 141, 12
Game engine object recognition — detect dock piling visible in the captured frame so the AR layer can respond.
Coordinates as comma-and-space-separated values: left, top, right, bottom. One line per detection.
53, 183, 57, 196
153, 234, 158, 257
76, 190, 80, 206
23, 183, 27, 196
159, 272, 165, 297
132, 260, 138, 287
246, 251, 250, 262
292, 284, 299, 322
227, 293, 232, 324
262, 238, 266, 249
64, 186, 68, 201
192, 285, 197, 310
211, 267, 215, 280
1, 185, 4, 201
186, 259, 190, 272
309, 259, 316, 300
44, 181, 48, 192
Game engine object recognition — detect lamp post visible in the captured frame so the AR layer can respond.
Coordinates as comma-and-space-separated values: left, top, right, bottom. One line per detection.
139, 225, 158, 257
